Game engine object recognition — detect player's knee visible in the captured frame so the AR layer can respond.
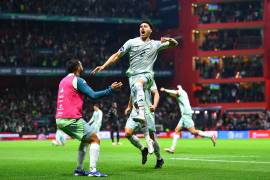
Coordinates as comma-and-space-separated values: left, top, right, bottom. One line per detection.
125, 131, 133, 138
134, 81, 143, 89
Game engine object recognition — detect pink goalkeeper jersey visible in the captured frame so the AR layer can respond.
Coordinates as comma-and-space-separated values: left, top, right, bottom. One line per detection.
55, 74, 83, 119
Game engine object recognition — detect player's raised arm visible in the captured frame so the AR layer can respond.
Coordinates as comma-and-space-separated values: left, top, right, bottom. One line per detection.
159, 37, 178, 50
160, 87, 179, 97
77, 77, 123, 99
150, 89, 160, 112
91, 51, 122, 74
92, 39, 131, 74
125, 96, 133, 115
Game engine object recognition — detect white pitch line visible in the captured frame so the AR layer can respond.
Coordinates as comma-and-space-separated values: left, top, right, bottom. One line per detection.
171, 157, 270, 164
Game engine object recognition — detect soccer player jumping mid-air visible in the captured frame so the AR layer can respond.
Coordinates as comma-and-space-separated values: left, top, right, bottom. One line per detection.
55, 59, 122, 177
160, 85, 217, 154
92, 20, 178, 154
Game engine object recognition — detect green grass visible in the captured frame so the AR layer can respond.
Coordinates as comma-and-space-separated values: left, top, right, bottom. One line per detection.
0, 139, 270, 180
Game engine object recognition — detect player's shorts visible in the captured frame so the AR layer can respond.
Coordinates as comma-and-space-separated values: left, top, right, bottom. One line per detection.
125, 108, 156, 132
56, 118, 95, 141
128, 72, 154, 90
177, 114, 194, 129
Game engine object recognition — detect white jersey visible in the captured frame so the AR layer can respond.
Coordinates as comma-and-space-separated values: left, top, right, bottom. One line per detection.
89, 109, 103, 131
119, 37, 170, 77
177, 88, 193, 116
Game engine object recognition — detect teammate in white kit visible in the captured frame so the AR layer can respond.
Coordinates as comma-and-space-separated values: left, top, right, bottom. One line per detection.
125, 81, 164, 168
92, 20, 178, 154
88, 104, 103, 133
160, 85, 217, 154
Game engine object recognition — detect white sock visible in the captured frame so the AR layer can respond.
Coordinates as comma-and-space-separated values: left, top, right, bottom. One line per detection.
127, 135, 144, 150
171, 134, 179, 150
77, 142, 88, 170
134, 83, 145, 116
198, 130, 211, 138
89, 143, 100, 172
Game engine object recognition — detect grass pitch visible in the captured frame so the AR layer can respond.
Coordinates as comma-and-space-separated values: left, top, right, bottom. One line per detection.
0, 139, 269, 180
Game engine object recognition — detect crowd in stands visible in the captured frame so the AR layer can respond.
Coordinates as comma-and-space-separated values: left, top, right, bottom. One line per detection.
199, 29, 262, 51
216, 111, 270, 130
195, 55, 263, 79
195, 1, 263, 24
0, 22, 173, 70
0, 0, 157, 18
1, 85, 269, 134
194, 82, 265, 103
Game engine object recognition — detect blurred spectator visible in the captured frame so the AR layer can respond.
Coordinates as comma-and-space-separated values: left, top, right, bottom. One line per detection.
0, 21, 173, 70
0, 0, 157, 19
216, 112, 270, 130
194, 82, 265, 103
195, 1, 263, 24
199, 29, 262, 51
195, 55, 263, 79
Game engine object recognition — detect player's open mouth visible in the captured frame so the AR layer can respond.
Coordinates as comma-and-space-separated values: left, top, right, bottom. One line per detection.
141, 31, 145, 35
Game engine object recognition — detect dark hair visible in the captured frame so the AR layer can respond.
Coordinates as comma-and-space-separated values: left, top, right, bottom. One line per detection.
93, 103, 99, 108
140, 20, 153, 30
66, 59, 80, 73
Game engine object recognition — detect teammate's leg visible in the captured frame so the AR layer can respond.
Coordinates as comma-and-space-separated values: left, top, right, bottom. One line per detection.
77, 142, 88, 170
125, 127, 148, 164
150, 132, 164, 168
165, 125, 182, 153
83, 133, 107, 177
188, 127, 217, 146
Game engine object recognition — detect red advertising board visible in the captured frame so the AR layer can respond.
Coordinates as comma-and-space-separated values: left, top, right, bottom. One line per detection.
249, 130, 270, 139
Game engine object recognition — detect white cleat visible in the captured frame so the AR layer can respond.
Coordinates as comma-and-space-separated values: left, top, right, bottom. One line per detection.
164, 147, 175, 154
211, 135, 217, 147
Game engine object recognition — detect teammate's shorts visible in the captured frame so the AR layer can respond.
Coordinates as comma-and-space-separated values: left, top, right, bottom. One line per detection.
125, 108, 156, 132
177, 114, 194, 129
56, 118, 95, 141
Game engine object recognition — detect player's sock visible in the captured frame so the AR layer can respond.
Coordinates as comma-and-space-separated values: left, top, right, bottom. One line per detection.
171, 134, 179, 150
134, 82, 145, 117
77, 142, 88, 170
143, 129, 154, 154
153, 139, 162, 160
198, 130, 211, 138
127, 135, 144, 150
89, 143, 100, 172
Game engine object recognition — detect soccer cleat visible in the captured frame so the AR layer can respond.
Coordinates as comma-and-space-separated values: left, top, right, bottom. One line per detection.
147, 139, 154, 154
155, 158, 164, 169
211, 135, 217, 147
141, 147, 148, 165
73, 168, 87, 176
164, 147, 174, 154
87, 170, 108, 177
